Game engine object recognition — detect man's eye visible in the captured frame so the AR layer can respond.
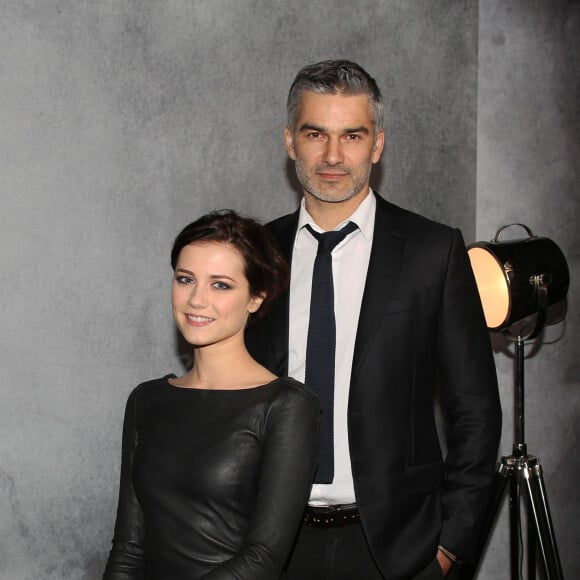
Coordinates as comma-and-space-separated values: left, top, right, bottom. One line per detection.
307, 132, 322, 139
213, 281, 231, 290
346, 134, 361, 141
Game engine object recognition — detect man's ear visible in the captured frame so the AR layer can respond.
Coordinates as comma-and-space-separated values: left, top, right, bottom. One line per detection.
284, 127, 296, 160
248, 293, 266, 314
372, 128, 385, 164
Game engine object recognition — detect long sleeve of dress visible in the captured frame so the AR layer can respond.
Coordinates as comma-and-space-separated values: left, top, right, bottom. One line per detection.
201, 384, 319, 580
103, 389, 146, 579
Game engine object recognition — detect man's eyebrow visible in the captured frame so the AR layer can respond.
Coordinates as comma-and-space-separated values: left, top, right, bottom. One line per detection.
344, 126, 370, 134
297, 123, 371, 135
298, 123, 325, 133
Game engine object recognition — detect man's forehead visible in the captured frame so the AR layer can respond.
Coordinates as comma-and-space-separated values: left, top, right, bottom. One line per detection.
295, 92, 374, 126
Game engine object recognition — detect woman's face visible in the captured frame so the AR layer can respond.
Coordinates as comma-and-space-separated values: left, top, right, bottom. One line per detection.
171, 242, 264, 349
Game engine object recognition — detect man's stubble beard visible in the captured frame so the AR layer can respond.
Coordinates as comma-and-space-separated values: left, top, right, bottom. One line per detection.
294, 156, 374, 204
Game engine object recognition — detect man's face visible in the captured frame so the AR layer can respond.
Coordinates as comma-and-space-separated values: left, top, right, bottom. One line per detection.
285, 92, 384, 204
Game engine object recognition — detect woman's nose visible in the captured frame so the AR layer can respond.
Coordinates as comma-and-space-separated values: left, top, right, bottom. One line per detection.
188, 285, 209, 308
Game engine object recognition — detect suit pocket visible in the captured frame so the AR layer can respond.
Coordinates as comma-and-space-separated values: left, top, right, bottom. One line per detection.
396, 461, 444, 497
360, 461, 443, 501
412, 557, 445, 580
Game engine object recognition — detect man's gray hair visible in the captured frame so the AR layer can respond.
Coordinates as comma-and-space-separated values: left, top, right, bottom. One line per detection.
286, 60, 384, 133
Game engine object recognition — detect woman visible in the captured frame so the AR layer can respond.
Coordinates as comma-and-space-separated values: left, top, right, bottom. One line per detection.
103, 210, 319, 580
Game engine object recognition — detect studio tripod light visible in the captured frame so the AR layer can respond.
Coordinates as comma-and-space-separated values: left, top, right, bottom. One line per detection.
467, 224, 569, 580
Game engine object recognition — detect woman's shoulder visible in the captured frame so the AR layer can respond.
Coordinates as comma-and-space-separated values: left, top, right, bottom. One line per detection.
271, 377, 320, 409
264, 378, 320, 437
128, 374, 175, 399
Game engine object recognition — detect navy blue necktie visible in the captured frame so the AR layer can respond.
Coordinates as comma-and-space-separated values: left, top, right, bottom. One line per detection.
305, 221, 358, 484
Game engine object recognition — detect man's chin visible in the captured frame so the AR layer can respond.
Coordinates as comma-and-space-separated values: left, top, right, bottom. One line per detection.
306, 187, 364, 204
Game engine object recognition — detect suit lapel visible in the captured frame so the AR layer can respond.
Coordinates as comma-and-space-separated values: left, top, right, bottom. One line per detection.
266, 211, 299, 376
266, 199, 407, 382
351, 196, 408, 383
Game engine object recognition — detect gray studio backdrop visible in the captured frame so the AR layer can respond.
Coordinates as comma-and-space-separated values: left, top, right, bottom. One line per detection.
0, 1, 578, 578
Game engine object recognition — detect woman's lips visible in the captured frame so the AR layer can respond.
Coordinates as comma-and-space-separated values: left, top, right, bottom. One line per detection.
185, 314, 214, 325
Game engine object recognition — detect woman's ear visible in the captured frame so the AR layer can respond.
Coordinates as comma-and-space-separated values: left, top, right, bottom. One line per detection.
248, 293, 266, 314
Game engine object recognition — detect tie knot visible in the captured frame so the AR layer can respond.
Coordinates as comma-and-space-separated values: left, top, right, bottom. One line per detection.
305, 221, 358, 254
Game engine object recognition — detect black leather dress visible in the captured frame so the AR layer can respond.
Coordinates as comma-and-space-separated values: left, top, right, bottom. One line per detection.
103, 376, 319, 580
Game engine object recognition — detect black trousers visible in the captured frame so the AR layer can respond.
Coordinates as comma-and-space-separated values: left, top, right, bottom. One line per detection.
285, 521, 445, 580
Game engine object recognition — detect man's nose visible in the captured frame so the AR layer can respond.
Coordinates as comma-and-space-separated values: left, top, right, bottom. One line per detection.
322, 137, 344, 165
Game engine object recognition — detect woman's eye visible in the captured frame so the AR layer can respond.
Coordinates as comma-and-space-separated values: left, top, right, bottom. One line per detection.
176, 275, 194, 284
212, 281, 231, 290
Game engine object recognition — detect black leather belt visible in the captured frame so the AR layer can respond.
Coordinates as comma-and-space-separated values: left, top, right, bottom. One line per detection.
303, 503, 360, 528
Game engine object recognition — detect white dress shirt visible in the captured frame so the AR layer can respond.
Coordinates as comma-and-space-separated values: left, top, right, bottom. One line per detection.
288, 192, 376, 505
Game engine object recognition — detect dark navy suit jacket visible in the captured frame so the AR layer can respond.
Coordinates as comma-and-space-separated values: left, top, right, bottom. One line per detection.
246, 193, 502, 579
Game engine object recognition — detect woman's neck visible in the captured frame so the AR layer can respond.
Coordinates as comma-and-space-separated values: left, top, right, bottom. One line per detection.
177, 339, 276, 390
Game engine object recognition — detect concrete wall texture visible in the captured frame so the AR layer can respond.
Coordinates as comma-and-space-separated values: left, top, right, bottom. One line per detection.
0, 1, 577, 578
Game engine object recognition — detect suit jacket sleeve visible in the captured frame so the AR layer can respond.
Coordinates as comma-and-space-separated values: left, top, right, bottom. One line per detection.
437, 228, 502, 561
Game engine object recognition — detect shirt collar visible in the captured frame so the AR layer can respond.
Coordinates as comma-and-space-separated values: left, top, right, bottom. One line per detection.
296, 189, 376, 242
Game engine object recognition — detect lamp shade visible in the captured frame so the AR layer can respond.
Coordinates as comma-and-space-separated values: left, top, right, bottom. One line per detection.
467, 226, 569, 331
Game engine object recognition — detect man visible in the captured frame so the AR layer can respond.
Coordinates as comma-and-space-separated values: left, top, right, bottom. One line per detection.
246, 60, 501, 580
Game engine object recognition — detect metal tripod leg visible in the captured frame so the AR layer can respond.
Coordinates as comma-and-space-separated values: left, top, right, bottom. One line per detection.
522, 456, 564, 580
482, 453, 565, 580
462, 330, 565, 580
507, 466, 521, 580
